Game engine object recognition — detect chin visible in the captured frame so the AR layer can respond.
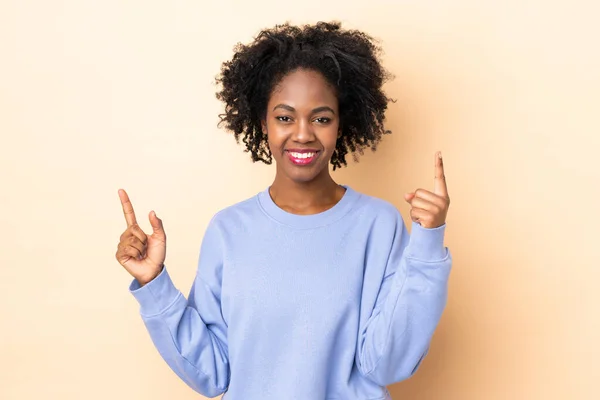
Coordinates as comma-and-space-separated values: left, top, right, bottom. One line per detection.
279, 164, 327, 184
287, 170, 321, 183
273, 150, 333, 183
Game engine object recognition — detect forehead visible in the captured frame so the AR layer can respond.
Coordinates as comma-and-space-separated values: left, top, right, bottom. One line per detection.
268, 69, 338, 109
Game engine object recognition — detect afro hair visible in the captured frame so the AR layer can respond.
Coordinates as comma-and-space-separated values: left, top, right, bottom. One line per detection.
215, 21, 393, 169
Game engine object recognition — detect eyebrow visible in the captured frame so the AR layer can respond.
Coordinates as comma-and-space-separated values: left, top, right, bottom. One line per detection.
272, 104, 336, 115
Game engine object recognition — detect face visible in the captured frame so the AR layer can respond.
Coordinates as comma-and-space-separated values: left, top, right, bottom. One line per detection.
262, 68, 340, 184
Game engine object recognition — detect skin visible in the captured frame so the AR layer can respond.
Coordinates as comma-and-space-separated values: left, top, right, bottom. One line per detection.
262, 68, 345, 215
115, 69, 450, 286
404, 151, 450, 229
115, 189, 165, 286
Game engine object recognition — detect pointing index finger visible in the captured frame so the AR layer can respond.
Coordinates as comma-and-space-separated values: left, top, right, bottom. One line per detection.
434, 151, 449, 197
118, 189, 138, 227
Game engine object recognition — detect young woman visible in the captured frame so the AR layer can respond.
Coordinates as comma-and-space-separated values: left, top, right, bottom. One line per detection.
115, 22, 452, 400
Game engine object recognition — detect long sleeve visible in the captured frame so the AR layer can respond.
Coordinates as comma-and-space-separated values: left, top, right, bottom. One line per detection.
356, 213, 452, 386
129, 217, 230, 397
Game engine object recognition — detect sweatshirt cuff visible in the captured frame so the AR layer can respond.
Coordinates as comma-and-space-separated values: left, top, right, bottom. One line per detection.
405, 221, 448, 262
129, 266, 181, 317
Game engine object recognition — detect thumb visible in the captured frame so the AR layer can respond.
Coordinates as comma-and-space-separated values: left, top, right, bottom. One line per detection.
149, 211, 165, 236
404, 192, 415, 204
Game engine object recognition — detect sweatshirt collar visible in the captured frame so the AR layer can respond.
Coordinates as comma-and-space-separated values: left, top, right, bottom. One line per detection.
257, 185, 360, 229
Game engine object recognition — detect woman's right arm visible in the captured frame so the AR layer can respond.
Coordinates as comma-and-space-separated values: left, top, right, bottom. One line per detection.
116, 189, 229, 397
129, 250, 230, 397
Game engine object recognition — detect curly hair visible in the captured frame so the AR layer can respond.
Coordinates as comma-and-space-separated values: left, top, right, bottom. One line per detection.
215, 21, 393, 170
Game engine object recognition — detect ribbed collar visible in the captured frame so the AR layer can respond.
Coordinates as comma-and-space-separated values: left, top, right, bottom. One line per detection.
256, 185, 361, 229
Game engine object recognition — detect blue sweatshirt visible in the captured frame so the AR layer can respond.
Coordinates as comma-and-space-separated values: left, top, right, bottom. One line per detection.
129, 185, 452, 399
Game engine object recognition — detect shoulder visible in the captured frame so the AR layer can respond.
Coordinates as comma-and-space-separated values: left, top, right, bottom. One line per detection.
348, 188, 408, 237
205, 190, 264, 232
352, 188, 403, 220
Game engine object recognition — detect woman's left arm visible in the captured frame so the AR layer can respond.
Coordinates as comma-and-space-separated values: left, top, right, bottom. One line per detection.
357, 152, 452, 386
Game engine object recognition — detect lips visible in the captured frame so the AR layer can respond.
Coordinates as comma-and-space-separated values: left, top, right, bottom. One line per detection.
285, 149, 319, 166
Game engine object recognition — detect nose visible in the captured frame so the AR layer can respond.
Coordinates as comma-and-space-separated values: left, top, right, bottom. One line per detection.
291, 119, 316, 143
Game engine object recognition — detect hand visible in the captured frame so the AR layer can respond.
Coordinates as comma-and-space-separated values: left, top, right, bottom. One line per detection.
404, 151, 450, 229
115, 189, 166, 286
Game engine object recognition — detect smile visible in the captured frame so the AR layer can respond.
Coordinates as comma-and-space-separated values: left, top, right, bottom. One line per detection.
286, 150, 319, 166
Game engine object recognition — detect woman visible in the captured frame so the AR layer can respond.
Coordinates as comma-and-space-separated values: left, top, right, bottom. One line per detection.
115, 21, 452, 400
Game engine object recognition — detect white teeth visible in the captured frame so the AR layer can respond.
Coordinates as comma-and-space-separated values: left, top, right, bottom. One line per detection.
290, 152, 315, 159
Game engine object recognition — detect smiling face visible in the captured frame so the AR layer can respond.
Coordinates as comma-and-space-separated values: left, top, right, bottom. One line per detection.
262, 68, 340, 184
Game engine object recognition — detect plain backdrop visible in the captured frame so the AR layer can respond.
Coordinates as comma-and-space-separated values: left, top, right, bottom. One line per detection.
1, 0, 598, 399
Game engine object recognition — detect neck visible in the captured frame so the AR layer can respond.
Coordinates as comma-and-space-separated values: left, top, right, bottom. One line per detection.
269, 170, 344, 215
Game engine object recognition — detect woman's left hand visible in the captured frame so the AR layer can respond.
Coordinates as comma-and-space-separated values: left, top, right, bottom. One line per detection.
404, 151, 450, 229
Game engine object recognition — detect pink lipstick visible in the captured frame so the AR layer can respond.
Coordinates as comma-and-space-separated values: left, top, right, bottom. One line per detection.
285, 149, 319, 166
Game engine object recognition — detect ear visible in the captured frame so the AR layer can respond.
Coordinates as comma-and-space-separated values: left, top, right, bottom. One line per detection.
337, 125, 343, 139
261, 120, 267, 135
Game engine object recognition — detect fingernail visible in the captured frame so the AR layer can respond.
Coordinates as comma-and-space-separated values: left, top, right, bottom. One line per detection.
438, 151, 442, 158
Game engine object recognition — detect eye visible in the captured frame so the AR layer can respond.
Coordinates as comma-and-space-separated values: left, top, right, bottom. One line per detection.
276, 116, 292, 122
314, 117, 331, 124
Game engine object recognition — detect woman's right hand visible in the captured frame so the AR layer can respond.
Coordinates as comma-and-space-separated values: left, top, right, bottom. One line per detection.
115, 189, 166, 286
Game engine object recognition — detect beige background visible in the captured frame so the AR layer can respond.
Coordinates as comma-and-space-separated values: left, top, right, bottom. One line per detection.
1, 0, 598, 399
